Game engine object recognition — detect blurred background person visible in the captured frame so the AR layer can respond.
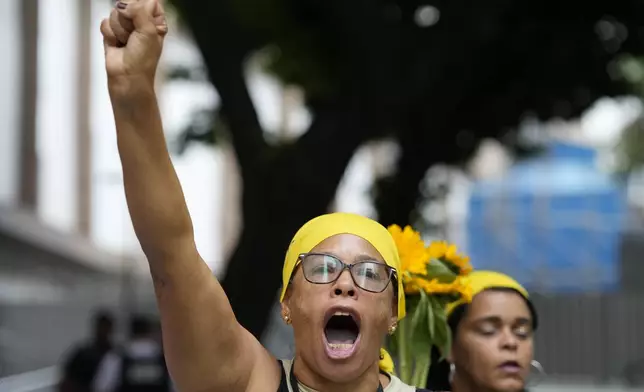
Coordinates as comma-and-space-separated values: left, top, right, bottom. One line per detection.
58, 310, 115, 392
93, 315, 170, 392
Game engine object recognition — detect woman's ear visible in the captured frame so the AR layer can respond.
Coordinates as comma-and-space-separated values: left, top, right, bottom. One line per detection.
389, 310, 398, 329
280, 301, 292, 325
388, 315, 398, 335
388, 296, 398, 332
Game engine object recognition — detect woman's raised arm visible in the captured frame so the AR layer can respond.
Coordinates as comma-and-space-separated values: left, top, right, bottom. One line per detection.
100, 1, 278, 391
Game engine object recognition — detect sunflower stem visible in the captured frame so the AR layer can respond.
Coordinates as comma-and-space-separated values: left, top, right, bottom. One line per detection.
397, 316, 412, 383
411, 350, 431, 388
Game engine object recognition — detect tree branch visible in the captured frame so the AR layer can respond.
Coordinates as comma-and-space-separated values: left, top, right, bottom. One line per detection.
173, 0, 269, 176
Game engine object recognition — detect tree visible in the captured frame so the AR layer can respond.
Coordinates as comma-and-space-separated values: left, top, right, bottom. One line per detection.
170, 0, 644, 339
614, 56, 644, 175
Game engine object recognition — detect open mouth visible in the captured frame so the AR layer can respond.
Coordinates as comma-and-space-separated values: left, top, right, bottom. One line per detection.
323, 308, 361, 359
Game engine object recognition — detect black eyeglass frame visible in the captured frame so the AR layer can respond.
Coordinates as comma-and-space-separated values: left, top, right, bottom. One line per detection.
295, 252, 397, 293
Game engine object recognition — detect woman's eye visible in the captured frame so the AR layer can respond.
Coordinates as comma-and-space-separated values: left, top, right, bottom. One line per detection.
364, 269, 379, 279
478, 325, 497, 335
514, 326, 532, 338
312, 264, 335, 274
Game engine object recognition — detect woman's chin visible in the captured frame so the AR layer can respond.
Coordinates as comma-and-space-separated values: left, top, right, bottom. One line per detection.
315, 360, 363, 384
492, 379, 526, 392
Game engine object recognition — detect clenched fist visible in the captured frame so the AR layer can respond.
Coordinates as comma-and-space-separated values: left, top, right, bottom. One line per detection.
100, 0, 168, 96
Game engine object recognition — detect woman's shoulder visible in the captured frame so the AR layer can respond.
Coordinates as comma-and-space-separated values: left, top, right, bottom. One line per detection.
385, 375, 445, 392
385, 374, 438, 392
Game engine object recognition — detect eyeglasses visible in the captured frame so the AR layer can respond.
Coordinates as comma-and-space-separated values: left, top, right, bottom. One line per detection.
296, 253, 396, 293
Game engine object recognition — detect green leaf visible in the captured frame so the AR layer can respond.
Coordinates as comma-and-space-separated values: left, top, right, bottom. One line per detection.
405, 293, 421, 314
433, 311, 452, 361
411, 350, 432, 388
409, 298, 430, 357
425, 260, 457, 283
412, 291, 429, 331
396, 317, 412, 383
426, 296, 436, 340
434, 301, 448, 323
441, 329, 453, 362
408, 300, 433, 361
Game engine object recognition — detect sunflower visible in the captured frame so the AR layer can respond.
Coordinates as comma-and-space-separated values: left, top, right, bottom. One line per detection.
405, 276, 472, 300
427, 240, 473, 275
388, 225, 430, 280
385, 223, 474, 388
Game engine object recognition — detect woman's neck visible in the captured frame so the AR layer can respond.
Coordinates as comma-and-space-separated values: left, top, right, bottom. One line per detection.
292, 357, 386, 392
451, 377, 499, 392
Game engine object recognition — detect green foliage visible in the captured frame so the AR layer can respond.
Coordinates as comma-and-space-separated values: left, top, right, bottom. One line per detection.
229, 0, 340, 97
392, 290, 453, 389
613, 56, 644, 175
615, 116, 644, 175
619, 56, 644, 97
171, 0, 644, 162
391, 252, 465, 388
432, 300, 451, 362
424, 262, 458, 284
409, 291, 432, 387
410, 291, 430, 357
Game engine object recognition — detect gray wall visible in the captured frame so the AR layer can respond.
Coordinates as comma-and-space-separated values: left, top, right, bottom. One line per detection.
0, 229, 157, 378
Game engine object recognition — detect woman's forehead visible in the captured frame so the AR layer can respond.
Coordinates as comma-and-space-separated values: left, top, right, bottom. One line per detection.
467, 290, 532, 320
310, 233, 384, 261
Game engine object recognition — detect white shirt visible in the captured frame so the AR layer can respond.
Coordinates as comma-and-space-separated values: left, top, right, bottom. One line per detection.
280, 359, 416, 392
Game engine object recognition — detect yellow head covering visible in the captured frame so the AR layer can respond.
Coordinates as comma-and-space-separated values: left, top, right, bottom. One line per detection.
446, 270, 529, 316
280, 212, 405, 320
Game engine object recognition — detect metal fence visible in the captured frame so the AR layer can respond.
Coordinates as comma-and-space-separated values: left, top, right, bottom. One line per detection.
532, 293, 644, 383
525, 231, 644, 384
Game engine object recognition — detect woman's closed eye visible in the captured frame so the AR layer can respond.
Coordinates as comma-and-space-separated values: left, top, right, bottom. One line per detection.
477, 322, 498, 336
513, 324, 533, 339
476, 323, 533, 339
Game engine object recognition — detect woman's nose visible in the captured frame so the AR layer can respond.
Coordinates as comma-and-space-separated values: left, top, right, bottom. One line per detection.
499, 329, 520, 350
332, 270, 356, 297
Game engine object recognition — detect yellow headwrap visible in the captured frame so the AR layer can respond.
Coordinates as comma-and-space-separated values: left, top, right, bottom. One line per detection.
446, 270, 529, 317
279, 213, 405, 375
280, 212, 406, 319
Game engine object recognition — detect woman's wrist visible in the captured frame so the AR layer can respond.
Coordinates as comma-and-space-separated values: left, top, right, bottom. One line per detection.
108, 74, 156, 103
109, 75, 158, 122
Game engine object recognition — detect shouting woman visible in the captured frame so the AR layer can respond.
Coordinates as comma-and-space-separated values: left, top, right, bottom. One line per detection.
100, 1, 433, 391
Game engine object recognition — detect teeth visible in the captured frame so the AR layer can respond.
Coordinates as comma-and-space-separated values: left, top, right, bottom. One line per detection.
328, 343, 353, 349
334, 311, 350, 316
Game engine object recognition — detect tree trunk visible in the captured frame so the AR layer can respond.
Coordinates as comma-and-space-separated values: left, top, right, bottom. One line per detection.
220, 99, 372, 338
